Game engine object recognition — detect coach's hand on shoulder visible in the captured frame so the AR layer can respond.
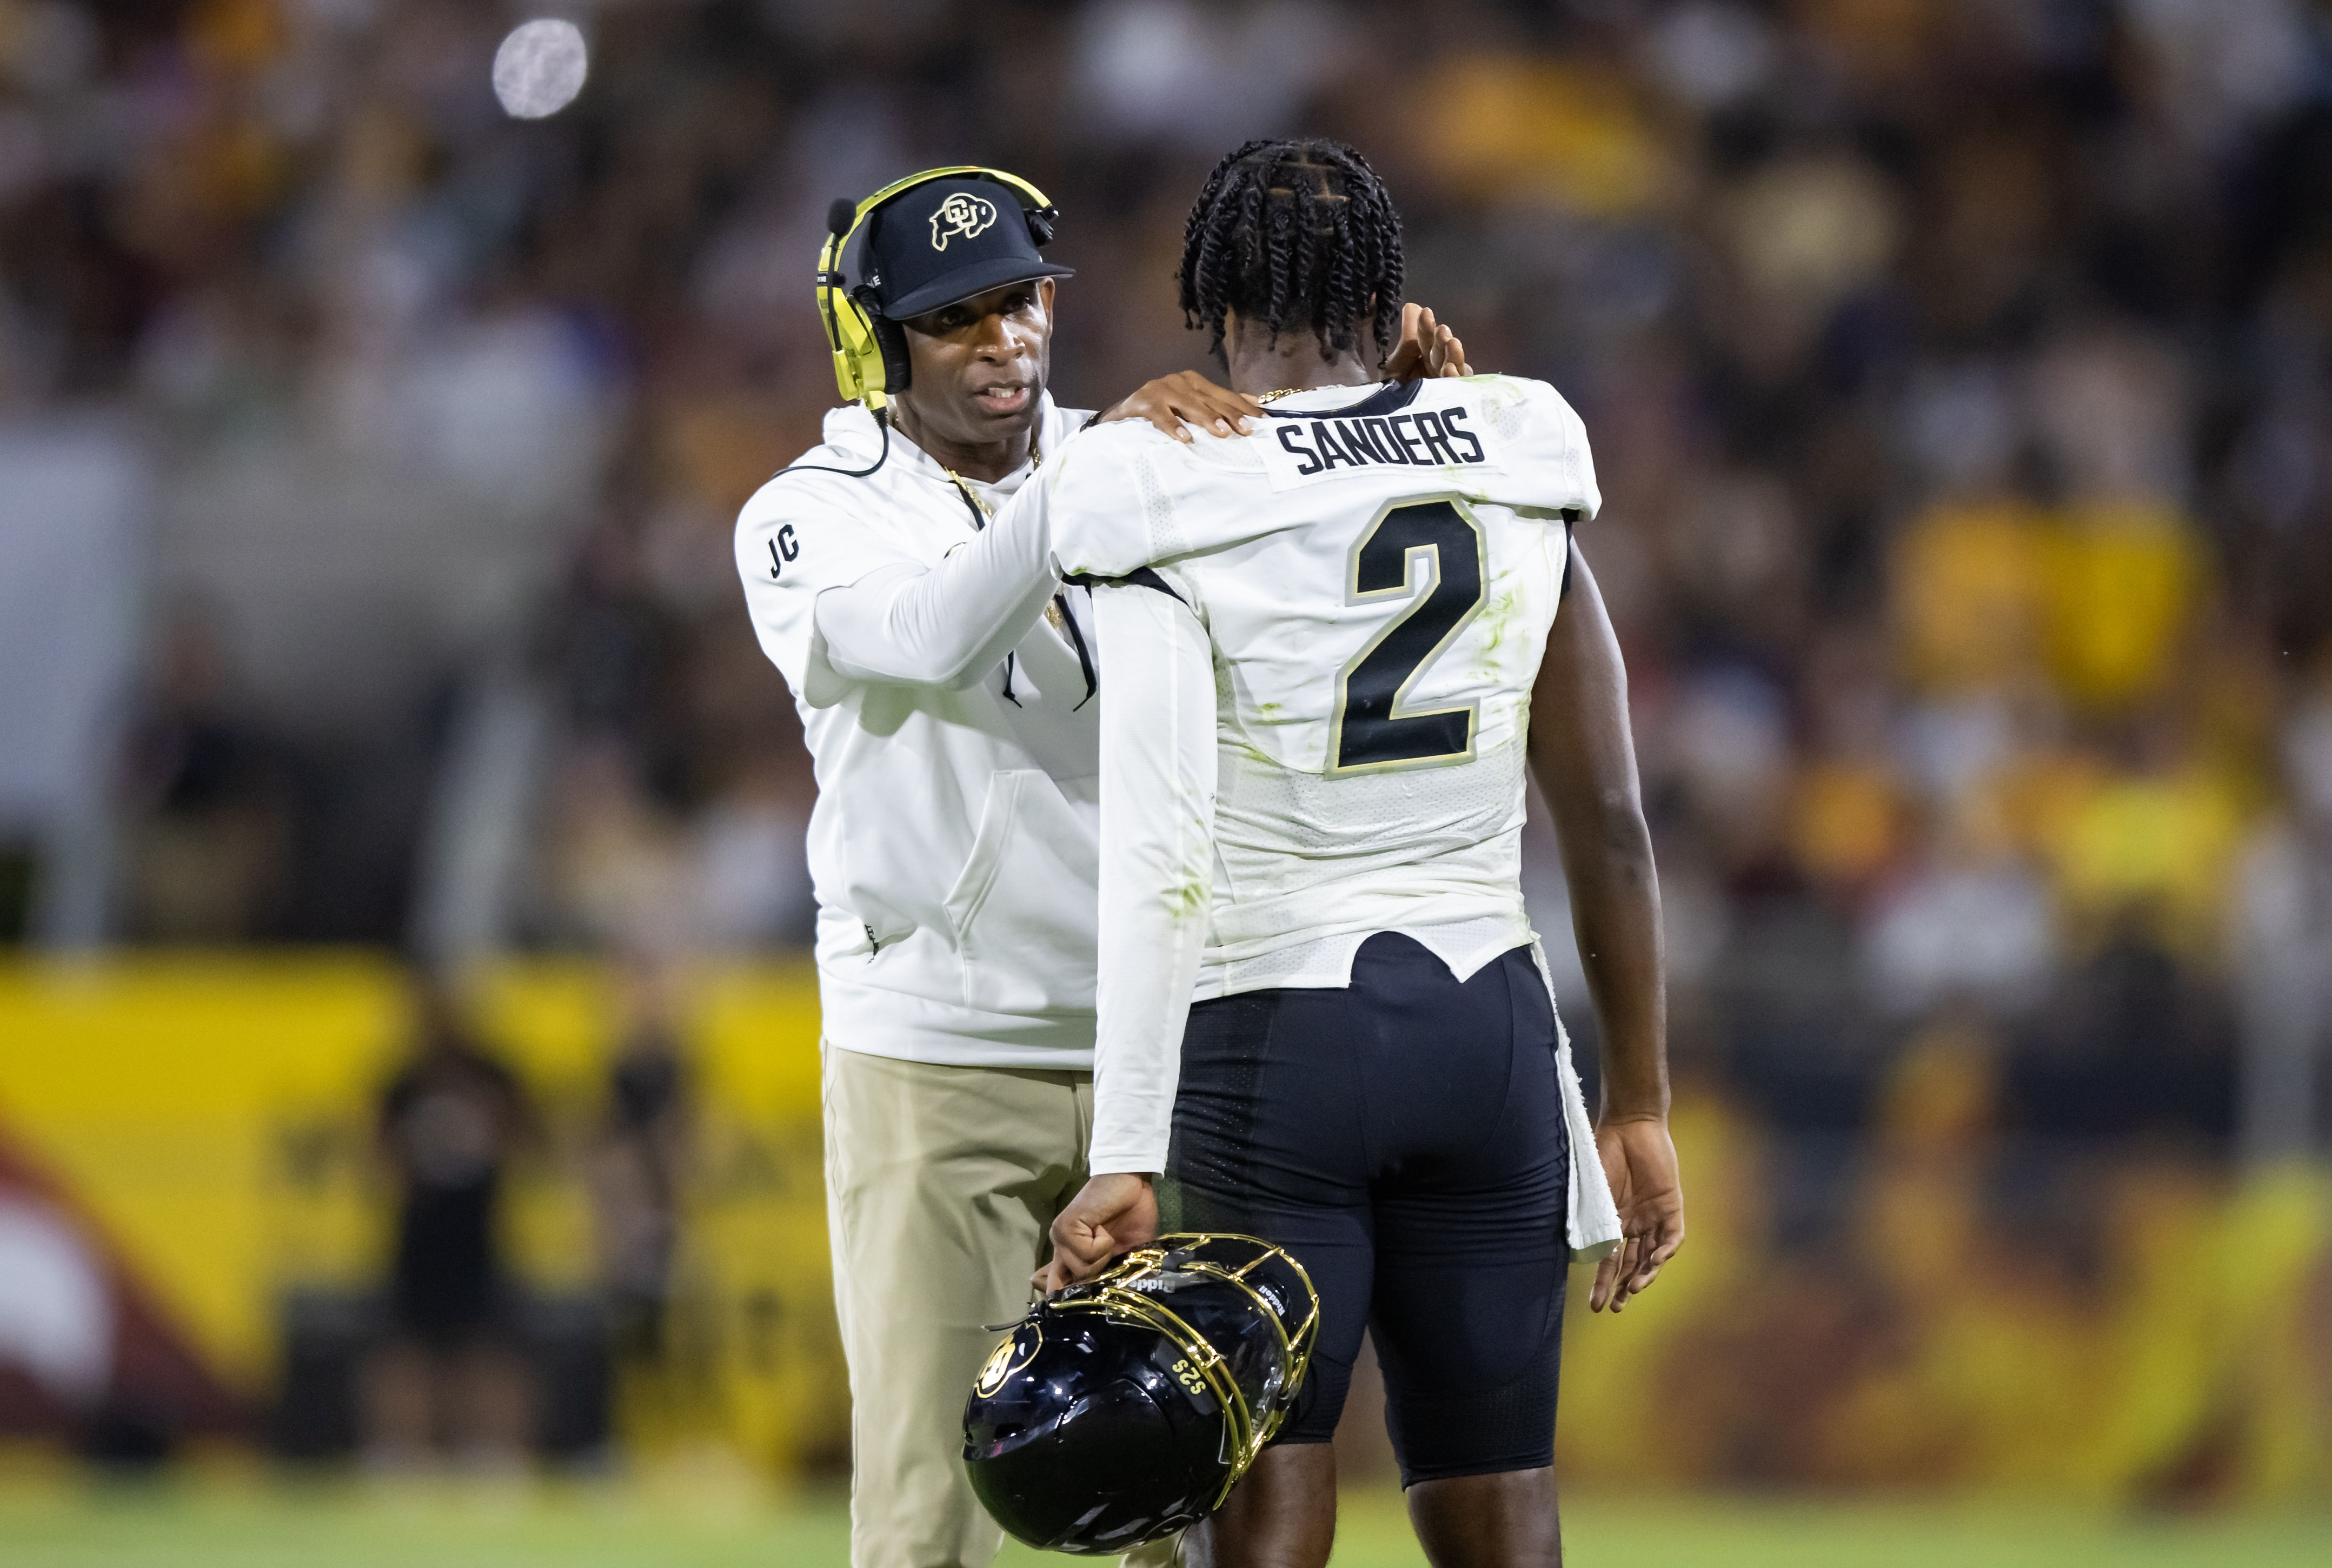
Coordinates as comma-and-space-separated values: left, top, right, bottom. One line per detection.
1590, 1116, 1684, 1314
1035, 1173, 1159, 1294
1384, 302, 1470, 381
1099, 372, 1261, 442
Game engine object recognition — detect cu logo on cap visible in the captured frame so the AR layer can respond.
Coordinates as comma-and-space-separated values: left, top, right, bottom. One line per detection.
931, 192, 998, 250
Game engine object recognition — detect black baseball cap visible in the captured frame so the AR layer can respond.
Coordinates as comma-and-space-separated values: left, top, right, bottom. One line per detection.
858, 177, 1074, 322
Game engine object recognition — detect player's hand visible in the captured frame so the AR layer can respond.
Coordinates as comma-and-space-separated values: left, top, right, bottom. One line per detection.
1036, 1173, 1159, 1293
1099, 371, 1262, 442
1590, 1116, 1684, 1313
1384, 302, 1470, 382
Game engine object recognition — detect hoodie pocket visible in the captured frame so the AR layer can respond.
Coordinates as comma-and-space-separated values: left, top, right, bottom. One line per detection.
942, 770, 1099, 1016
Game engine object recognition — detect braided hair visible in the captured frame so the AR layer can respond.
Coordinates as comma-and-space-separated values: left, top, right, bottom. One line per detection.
1179, 139, 1405, 370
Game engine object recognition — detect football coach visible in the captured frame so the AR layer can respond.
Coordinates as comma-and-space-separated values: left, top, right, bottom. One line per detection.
730, 168, 1257, 1568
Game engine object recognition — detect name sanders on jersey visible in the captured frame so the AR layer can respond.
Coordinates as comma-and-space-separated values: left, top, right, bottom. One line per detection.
1271, 406, 1489, 480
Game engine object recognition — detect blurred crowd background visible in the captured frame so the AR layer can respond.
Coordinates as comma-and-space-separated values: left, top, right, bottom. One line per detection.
2, 0, 2331, 1504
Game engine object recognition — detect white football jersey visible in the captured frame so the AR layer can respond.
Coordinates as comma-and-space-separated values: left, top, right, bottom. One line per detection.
1046, 373, 1599, 995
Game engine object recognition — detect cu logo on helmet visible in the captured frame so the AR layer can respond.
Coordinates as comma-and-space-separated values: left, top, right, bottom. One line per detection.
930, 192, 998, 250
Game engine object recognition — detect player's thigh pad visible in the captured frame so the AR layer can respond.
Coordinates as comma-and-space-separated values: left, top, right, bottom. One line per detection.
1164, 987, 1377, 1447
1162, 935, 1571, 1472
1362, 939, 1572, 1484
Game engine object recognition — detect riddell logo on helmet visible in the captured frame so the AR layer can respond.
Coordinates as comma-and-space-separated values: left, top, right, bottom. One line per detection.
931, 192, 998, 250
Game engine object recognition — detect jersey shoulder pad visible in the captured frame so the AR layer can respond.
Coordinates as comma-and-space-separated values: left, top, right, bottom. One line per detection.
1463, 374, 1599, 521
1055, 414, 1177, 468
1462, 373, 1580, 435
1045, 424, 1165, 580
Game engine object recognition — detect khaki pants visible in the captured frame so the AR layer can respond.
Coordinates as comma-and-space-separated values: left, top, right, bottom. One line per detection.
825, 1047, 1182, 1568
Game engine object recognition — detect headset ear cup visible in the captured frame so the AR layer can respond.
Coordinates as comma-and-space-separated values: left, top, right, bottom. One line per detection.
873, 316, 912, 396
1026, 207, 1057, 247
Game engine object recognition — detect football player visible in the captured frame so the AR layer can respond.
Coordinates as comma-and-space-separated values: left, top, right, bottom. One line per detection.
1034, 141, 1686, 1567
733, 166, 1467, 1568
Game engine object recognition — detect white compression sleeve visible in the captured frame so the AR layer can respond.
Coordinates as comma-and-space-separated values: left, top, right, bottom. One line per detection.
810, 480, 1059, 688
1086, 580, 1218, 1177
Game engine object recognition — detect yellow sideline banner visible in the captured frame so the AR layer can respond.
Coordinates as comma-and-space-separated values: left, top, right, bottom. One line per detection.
3, 957, 2327, 1498
0, 954, 843, 1474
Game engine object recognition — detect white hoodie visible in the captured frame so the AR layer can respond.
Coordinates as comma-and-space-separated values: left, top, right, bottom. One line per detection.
733, 395, 1100, 1067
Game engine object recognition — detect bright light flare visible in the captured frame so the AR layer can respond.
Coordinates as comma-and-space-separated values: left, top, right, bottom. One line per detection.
493, 19, 588, 121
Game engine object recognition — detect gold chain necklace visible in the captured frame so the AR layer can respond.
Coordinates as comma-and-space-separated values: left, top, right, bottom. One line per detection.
1253, 388, 1309, 404
941, 436, 1040, 522
942, 442, 1064, 630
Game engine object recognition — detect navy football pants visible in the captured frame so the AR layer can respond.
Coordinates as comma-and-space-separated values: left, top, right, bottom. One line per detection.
1161, 932, 1572, 1486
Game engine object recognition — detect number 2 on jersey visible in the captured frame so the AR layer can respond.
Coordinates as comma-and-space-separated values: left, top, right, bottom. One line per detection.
1331, 497, 1487, 774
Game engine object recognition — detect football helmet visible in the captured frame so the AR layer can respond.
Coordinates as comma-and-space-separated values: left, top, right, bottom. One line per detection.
961, 1233, 1320, 1555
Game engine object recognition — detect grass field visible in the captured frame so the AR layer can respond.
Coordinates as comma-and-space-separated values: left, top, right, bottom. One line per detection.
0, 1477, 2327, 1567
